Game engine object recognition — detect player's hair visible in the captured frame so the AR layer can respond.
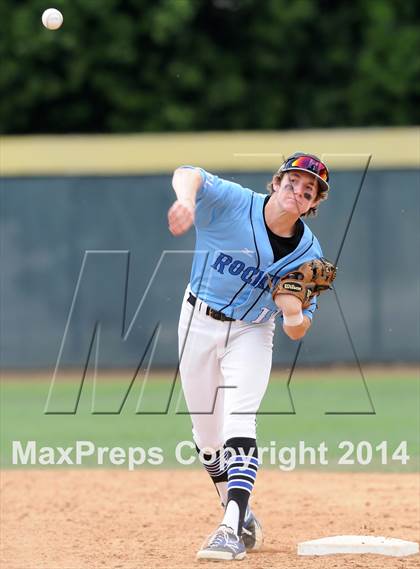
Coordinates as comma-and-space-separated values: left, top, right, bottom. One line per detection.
266, 172, 329, 217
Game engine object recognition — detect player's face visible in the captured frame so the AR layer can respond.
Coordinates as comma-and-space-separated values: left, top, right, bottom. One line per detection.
275, 170, 320, 215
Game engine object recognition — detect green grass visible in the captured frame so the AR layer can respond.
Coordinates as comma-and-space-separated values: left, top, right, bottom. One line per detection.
1, 370, 418, 471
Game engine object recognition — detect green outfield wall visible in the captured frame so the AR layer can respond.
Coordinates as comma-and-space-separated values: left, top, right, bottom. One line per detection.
1, 129, 419, 368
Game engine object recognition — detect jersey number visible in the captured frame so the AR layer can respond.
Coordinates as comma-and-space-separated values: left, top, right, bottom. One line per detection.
251, 307, 277, 323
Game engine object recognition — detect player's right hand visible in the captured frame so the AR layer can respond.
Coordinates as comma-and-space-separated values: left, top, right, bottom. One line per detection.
168, 199, 195, 236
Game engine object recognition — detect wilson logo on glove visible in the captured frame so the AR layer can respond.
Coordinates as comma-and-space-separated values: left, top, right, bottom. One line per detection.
283, 283, 303, 292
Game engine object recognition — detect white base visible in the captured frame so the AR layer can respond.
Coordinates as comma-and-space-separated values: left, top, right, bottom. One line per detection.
297, 535, 419, 557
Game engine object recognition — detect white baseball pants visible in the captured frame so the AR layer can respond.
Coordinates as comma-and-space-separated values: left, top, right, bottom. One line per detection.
178, 286, 275, 451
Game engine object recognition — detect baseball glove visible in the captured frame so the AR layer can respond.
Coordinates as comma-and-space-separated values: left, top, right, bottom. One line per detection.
270, 258, 337, 309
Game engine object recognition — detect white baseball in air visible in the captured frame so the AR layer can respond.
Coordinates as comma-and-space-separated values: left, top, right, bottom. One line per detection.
42, 8, 63, 30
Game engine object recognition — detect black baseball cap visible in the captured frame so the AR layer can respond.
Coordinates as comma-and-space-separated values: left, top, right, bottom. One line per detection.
278, 152, 330, 192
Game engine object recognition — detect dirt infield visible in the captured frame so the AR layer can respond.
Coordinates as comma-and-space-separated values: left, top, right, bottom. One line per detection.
1, 470, 419, 569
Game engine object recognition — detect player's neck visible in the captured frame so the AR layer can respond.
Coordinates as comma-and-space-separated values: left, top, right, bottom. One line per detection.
265, 198, 300, 238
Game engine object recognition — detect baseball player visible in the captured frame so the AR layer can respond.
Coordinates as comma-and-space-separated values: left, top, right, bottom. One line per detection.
167, 153, 335, 561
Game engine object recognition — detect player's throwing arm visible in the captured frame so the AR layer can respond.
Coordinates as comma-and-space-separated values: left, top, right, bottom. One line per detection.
167, 167, 201, 236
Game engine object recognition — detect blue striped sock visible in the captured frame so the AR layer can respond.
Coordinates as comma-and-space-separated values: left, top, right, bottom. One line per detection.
222, 437, 259, 535
227, 454, 259, 494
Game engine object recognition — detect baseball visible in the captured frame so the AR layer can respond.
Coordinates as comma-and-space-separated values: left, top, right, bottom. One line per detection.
42, 8, 63, 30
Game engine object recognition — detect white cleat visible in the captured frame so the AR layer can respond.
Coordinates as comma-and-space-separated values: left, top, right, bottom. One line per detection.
197, 525, 247, 561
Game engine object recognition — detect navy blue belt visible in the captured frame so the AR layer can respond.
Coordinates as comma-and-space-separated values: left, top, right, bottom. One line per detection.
187, 293, 235, 322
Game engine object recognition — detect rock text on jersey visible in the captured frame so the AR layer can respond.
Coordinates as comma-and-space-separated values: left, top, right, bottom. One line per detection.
210, 253, 280, 291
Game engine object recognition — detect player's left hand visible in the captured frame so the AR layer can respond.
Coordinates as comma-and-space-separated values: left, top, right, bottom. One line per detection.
168, 199, 195, 236
274, 293, 302, 315
271, 258, 337, 309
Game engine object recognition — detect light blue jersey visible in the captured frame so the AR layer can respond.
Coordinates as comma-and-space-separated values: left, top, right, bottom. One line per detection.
185, 166, 324, 324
